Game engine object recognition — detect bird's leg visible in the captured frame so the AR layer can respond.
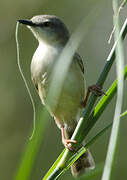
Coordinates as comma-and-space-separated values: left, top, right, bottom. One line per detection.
61, 127, 77, 151
81, 84, 106, 107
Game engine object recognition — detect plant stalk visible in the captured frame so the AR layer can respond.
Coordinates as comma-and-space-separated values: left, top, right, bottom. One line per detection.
44, 18, 127, 180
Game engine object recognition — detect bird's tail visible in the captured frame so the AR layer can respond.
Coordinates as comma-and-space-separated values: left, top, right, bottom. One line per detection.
71, 147, 95, 177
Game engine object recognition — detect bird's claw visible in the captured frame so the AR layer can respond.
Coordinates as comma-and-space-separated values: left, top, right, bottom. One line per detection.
88, 85, 106, 97
62, 139, 77, 151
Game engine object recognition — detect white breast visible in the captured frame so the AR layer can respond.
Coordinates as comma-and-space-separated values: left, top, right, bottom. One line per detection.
31, 41, 60, 80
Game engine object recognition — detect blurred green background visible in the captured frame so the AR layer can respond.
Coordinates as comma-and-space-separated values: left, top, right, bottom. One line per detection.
0, 0, 127, 179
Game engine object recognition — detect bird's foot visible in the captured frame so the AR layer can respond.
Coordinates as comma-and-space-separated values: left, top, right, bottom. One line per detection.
81, 84, 106, 107
88, 84, 106, 96
62, 138, 77, 151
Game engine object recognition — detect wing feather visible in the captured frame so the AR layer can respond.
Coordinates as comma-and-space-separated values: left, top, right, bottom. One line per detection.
74, 53, 85, 74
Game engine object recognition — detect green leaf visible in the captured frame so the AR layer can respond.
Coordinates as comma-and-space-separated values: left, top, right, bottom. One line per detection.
43, 150, 65, 180
43, 64, 127, 180
50, 123, 112, 179
101, 0, 125, 180
120, 110, 127, 117
14, 108, 49, 180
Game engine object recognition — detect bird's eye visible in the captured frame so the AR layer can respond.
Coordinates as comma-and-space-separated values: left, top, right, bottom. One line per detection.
44, 21, 50, 27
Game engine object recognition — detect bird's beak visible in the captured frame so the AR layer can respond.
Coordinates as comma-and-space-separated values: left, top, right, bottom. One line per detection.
18, 19, 35, 26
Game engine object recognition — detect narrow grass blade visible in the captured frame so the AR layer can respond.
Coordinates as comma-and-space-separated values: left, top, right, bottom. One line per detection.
120, 110, 127, 117
43, 64, 127, 180
50, 123, 112, 179
15, 108, 49, 180
43, 150, 65, 180
101, 0, 125, 179
74, 65, 127, 147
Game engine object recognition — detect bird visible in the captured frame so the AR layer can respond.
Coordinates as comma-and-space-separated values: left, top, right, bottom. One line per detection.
18, 15, 95, 177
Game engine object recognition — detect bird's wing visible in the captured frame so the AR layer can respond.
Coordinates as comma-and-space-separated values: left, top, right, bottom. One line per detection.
31, 77, 38, 91
74, 52, 85, 74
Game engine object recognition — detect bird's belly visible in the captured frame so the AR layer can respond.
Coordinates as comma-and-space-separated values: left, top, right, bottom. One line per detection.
53, 90, 82, 127
31, 44, 85, 129
38, 70, 85, 129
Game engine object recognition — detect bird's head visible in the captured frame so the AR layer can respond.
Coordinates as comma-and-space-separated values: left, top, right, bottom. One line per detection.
18, 15, 70, 46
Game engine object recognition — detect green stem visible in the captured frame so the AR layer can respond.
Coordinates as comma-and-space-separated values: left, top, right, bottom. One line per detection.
102, 0, 125, 179
71, 18, 127, 145
44, 19, 127, 180
120, 110, 127, 117
81, 65, 127, 139
44, 65, 127, 180
58, 123, 112, 179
